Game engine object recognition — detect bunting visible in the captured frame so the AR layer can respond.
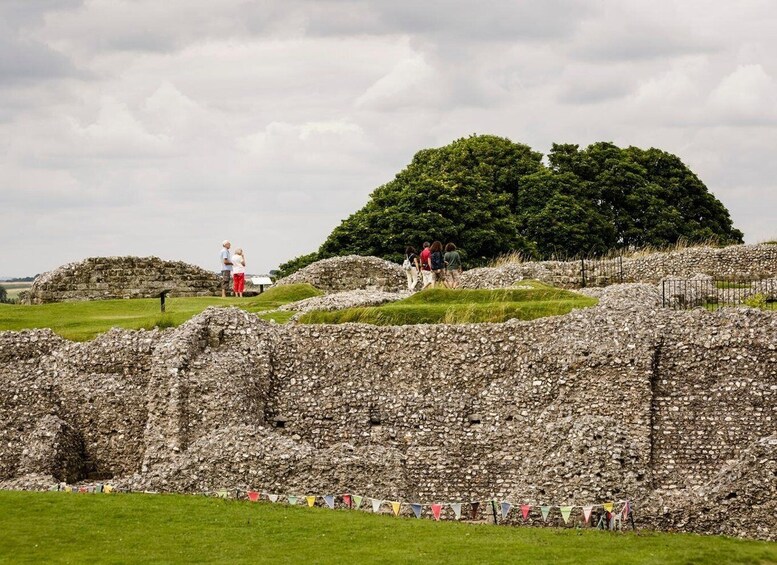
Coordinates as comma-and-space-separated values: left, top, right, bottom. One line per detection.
560, 506, 573, 524
268, 494, 279, 503
247, 491, 260, 502
450, 503, 462, 520
306, 496, 316, 508
391, 501, 401, 516
500, 502, 512, 519
324, 495, 335, 509
541, 506, 551, 521
371, 499, 383, 513
104, 485, 114, 494
343, 494, 352, 507
287, 496, 298, 506
352, 495, 363, 510
217, 490, 228, 499
431, 504, 442, 521
582, 505, 593, 524
603, 502, 614, 513
520, 504, 532, 520
410, 503, 422, 519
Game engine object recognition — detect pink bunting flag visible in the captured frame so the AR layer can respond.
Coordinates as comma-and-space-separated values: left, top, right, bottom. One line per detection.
582, 505, 593, 524
343, 494, 352, 507
431, 504, 442, 521
520, 504, 532, 520
247, 491, 260, 502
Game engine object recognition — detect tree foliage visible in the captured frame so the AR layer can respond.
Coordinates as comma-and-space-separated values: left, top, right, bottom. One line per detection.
279, 135, 743, 274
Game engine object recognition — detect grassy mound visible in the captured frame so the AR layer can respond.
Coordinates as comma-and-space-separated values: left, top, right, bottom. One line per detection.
299, 282, 596, 325
0, 492, 774, 564
0, 284, 321, 341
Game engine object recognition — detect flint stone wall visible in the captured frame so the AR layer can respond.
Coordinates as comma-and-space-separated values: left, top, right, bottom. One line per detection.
26, 256, 221, 303
275, 255, 405, 293
0, 294, 775, 540
461, 244, 777, 289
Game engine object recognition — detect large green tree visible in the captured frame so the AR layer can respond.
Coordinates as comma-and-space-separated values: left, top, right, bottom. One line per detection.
278, 135, 743, 275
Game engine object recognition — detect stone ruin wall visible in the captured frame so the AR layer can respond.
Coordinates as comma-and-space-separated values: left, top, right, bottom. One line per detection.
26, 256, 221, 303
274, 255, 406, 293
1, 299, 775, 540
461, 244, 777, 289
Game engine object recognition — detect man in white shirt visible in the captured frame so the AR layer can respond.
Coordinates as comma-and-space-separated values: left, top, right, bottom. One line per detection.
220, 240, 232, 298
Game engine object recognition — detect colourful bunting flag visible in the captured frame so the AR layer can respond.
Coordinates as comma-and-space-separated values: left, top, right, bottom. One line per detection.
65, 486, 72, 493
79, 487, 88, 494
541, 506, 551, 521
410, 503, 422, 519
217, 490, 228, 499
431, 504, 442, 521
560, 506, 573, 524
324, 495, 335, 509
353, 495, 363, 509
268, 494, 279, 503
470, 501, 480, 520
104, 485, 114, 494
391, 501, 401, 516
287, 496, 298, 506
603, 502, 614, 513
247, 491, 259, 502
520, 504, 532, 520
450, 503, 462, 520
96, 484, 104, 493
371, 499, 383, 513
343, 494, 352, 507
583, 505, 593, 524
49, 485, 59, 491
306, 496, 316, 508
500, 501, 512, 519
622, 500, 630, 518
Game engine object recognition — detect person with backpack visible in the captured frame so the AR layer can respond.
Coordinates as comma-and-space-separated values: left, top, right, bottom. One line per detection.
402, 246, 421, 291
429, 241, 445, 288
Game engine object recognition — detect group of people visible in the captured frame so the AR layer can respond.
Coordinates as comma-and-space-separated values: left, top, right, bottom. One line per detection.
403, 241, 462, 291
219, 240, 247, 297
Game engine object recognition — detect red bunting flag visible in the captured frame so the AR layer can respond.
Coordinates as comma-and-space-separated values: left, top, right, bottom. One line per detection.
343, 494, 352, 507
520, 504, 532, 520
247, 491, 260, 502
431, 504, 442, 521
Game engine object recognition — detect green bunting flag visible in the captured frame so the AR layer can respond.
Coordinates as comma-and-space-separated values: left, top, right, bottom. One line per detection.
560, 506, 573, 524
287, 496, 298, 506
352, 495, 364, 509
217, 490, 229, 499
541, 506, 551, 521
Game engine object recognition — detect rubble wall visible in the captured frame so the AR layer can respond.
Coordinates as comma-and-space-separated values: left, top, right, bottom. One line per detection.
0, 298, 775, 539
27, 256, 221, 303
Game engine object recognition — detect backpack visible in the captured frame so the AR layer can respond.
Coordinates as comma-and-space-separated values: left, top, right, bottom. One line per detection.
431, 251, 444, 270
402, 257, 412, 270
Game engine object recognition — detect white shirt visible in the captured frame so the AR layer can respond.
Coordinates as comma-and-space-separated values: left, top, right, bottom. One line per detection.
231, 253, 246, 274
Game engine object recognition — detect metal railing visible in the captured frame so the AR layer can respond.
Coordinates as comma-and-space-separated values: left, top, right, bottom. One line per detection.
661, 277, 777, 311
579, 256, 624, 287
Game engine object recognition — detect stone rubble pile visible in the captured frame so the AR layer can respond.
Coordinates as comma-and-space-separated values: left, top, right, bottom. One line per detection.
274, 255, 406, 293
26, 256, 220, 303
279, 290, 406, 315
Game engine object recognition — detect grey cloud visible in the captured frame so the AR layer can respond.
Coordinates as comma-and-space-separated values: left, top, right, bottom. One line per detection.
0, 29, 81, 83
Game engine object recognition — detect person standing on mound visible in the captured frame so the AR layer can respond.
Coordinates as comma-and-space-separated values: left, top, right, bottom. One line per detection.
419, 241, 433, 289
444, 243, 462, 288
219, 240, 232, 298
232, 248, 246, 298
429, 241, 445, 288
402, 246, 421, 291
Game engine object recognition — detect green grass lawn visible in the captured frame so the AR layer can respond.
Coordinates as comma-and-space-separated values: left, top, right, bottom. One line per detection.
0, 492, 774, 565
0, 284, 320, 341
299, 283, 597, 325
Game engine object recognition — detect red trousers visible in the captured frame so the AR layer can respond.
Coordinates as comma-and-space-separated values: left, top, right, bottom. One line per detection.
232, 273, 245, 294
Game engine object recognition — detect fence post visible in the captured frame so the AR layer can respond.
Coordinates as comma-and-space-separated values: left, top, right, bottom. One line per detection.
661, 280, 666, 308
580, 258, 587, 288
618, 256, 623, 283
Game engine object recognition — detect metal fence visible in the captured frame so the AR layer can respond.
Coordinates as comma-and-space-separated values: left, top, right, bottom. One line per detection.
579, 256, 624, 287
661, 277, 777, 311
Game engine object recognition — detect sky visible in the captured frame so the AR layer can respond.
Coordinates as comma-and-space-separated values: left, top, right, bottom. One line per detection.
1, 0, 776, 278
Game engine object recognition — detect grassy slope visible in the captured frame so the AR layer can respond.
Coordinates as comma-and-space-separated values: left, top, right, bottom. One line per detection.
299, 283, 597, 325
0, 492, 774, 565
0, 284, 320, 341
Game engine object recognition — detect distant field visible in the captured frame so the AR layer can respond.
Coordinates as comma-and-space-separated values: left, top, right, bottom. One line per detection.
0, 284, 320, 341
0, 282, 31, 300
0, 492, 774, 565
299, 282, 597, 325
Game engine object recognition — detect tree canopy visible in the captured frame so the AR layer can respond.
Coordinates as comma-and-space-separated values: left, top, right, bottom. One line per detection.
278, 135, 743, 276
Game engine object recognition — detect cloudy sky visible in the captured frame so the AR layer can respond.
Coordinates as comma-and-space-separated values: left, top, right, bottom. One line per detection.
1, 0, 776, 278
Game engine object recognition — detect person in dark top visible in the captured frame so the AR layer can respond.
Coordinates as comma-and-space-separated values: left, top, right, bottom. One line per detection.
403, 245, 421, 291
429, 241, 445, 288
444, 242, 462, 288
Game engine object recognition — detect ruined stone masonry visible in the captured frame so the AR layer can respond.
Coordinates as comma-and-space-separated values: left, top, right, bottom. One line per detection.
1, 286, 775, 541
26, 256, 221, 303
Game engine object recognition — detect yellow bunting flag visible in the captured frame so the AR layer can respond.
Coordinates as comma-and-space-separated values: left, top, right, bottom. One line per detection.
65, 486, 72, 493
391, 501, 401, 516
560, 506, 573, 524
306, 496, 316, 507
603, 502, 614, 513
104, 485, 114, 494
